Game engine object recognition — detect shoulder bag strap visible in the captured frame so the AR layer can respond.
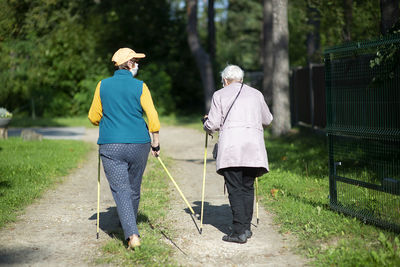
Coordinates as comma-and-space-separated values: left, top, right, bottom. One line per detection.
222, 82, 244, 125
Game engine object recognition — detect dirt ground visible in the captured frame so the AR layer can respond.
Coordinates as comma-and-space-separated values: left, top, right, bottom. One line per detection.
0, 126, 308, 266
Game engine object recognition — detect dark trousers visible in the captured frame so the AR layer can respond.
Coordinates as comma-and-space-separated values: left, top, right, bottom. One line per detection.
222, 167, 257, 236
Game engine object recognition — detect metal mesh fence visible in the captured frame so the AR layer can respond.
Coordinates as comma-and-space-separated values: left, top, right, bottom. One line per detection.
325, 34, 400, 232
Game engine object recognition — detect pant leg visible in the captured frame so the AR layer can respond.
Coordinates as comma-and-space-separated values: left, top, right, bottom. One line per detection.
100, 144, 141, 240
242, 168, 256, 231
126, 143, 150, 219
223, 168, 247, 236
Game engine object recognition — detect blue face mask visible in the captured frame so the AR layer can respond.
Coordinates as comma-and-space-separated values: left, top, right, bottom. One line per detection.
130, 63, 139, 77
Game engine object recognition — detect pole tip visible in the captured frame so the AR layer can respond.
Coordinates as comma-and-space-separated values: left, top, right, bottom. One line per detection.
199, 228, 202, 235
97, 233, 99, 239
257, 218, 259, 225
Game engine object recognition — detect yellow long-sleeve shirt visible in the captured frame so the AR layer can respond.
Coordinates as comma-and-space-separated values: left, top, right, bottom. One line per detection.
88, 81, 160, 133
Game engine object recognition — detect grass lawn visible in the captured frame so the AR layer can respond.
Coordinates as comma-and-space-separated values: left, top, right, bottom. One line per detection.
0, 137, 91, 228
95, 157, 177, 266
10, 116, 96, 128
159, 114, 204, 132
259, 127, 400, 266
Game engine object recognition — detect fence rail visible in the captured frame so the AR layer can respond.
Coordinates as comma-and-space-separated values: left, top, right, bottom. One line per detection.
325, 34, 400, 233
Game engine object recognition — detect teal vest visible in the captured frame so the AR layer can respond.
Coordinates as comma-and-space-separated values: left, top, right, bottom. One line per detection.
98, 70, 150, 144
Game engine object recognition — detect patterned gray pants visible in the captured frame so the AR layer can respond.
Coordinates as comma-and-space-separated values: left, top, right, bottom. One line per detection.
99, 143, 150, 239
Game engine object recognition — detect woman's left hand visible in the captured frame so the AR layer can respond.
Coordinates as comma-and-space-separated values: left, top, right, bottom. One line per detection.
202, 115, 208, 124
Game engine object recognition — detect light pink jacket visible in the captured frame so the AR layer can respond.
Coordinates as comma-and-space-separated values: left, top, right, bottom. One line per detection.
204, 82, 273, 176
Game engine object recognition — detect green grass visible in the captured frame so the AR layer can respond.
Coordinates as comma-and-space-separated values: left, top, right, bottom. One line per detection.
9, 116, 96, 128
258, 127, 400, 266
0, 137, 91, 228
95, 157, 177, 266
159, 114, 203, 131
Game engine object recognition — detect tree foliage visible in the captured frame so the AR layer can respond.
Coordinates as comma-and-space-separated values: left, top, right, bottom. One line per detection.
288, 0, 382, 66
0, 0, 393, 117
0, 0, 202, 117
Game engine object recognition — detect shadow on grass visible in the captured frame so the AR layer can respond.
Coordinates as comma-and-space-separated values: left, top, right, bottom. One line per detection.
267, 126, 328, 179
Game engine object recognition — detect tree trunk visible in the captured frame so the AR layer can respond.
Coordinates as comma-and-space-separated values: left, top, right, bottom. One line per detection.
271, 0, 291, 136
262, 0, 273, 106
208, 0, 216, 59
343, 0, 353, 41
306, 4, 321, 63
186, 0, 215, 112
380, 0, 399, 34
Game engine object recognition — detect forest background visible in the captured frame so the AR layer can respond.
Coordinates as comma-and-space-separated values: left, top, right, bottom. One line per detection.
0, 0, 394, 120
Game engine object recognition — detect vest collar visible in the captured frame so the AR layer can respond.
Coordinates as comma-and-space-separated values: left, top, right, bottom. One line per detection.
114, 69, 132, 76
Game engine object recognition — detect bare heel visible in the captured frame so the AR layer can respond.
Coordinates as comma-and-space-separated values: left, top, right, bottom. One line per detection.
128, 235, 141, 250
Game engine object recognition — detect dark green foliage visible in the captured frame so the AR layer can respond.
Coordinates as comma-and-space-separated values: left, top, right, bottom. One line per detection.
288, 0, 382, 66
0, 0, 203, 117
217, 0, 262, 71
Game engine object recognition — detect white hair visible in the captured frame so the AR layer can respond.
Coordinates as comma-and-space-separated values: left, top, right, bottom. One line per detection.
221, 65, 244, 83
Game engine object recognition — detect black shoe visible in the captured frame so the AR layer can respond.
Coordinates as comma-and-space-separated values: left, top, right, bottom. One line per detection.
245, 230, 252, 239
222, 233, 247, 244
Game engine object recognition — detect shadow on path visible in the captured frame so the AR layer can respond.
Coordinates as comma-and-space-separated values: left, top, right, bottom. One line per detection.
89, 206, 122, 239
184, 201, 232, 235
0, 247, 50, 266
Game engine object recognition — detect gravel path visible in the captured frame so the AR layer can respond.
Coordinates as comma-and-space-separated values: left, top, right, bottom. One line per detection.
0, 126, 308, 267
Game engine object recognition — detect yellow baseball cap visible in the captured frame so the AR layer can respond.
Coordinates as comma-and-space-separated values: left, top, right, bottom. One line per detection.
111, 48, 146, 66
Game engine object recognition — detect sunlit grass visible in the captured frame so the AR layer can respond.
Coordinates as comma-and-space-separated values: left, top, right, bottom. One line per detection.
0, 138, 91, 228
259, 127, 400, 266
159, 114, 203, 131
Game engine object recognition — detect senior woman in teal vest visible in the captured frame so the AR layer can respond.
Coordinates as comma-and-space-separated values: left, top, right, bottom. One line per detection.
88, 48, 160, 249
203, 65, 273, 244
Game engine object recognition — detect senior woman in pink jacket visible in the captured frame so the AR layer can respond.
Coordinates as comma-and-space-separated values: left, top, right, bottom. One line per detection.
203, 65, 273, 244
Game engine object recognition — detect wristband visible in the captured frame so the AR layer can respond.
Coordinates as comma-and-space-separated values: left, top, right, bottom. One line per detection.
151, 145, 160, 152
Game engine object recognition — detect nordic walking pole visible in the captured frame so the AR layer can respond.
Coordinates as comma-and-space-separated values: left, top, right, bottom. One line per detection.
255, 177, 259, 225
200, 133, 208, 234
97, 152, 101, 239
157, 156, 195, 215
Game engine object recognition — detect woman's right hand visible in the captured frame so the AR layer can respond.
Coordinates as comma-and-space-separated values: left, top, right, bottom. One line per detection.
151, 131, 160, 157
151, 144, 160, 157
